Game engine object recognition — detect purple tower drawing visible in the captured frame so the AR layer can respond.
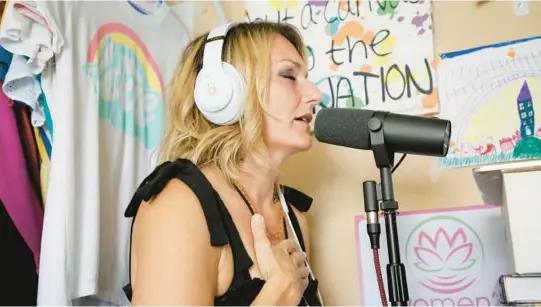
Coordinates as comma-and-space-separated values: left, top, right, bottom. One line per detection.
517, 80, 535, 138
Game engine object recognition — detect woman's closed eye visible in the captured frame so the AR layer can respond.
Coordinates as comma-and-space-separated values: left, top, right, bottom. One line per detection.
281, 75, 296, 81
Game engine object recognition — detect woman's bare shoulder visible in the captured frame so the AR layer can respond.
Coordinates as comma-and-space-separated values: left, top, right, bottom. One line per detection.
133, 178, 220, 255
131, 179, 220, 305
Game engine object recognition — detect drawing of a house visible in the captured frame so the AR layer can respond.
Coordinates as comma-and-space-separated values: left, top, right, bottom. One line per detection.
513, 80, 541, 158
517, 80, 535, 138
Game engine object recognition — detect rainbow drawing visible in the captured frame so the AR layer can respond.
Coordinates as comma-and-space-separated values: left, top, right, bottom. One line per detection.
437, 36, 541, 168
83, 22, 165, 149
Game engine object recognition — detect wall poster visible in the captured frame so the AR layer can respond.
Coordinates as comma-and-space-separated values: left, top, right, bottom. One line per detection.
355, 205, 510, 306
244, 0, 439, 121
437, 36, 541, 168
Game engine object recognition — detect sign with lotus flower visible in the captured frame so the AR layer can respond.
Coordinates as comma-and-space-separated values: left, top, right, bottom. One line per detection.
355, 205, 510, 306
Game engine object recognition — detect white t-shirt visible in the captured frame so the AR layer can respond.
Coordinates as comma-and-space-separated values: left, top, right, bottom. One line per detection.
0, 1, 193, 305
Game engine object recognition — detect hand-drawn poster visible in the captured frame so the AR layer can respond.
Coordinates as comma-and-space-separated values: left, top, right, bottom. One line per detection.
244, 0, 439, 118
437, 36, 541, 168
355, 206, 510, 306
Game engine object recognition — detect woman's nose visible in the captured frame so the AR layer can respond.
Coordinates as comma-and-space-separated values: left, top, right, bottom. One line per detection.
303, 82, 323, 106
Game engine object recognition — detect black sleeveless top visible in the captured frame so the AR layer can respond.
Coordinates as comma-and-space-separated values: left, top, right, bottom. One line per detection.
122, 158, 322, 306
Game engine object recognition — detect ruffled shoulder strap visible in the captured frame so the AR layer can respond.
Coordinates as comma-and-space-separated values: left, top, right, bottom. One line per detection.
282, 185, 313, 213
125, 158, 229, 247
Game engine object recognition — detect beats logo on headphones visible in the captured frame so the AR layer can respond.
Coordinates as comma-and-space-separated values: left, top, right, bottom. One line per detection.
207, 84, 216, 95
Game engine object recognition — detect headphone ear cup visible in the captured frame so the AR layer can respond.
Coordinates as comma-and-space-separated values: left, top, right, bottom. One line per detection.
221, 62, 246, 124
194, 63, 246, 125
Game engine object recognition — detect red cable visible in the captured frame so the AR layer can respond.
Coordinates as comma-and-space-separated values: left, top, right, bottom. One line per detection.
373, 248, 388, 306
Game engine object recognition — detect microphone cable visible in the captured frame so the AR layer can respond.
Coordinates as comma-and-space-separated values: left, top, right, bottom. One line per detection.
363, 181, 388, 306
373, 249, 388, 306
391, 154, 407, 174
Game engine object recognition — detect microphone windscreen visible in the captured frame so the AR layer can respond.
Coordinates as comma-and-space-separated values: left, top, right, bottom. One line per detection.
314, 108, 374, 150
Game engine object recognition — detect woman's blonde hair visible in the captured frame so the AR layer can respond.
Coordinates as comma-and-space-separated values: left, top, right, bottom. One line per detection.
159, 21, 307, 183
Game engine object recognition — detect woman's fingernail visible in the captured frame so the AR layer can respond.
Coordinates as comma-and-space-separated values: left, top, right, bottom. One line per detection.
252, 214, 263, 223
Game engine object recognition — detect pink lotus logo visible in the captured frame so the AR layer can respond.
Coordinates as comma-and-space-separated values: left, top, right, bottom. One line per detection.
405, 216, 484, 295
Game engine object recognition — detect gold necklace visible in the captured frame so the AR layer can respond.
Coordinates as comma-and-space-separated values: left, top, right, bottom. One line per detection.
233, 180, 285, 245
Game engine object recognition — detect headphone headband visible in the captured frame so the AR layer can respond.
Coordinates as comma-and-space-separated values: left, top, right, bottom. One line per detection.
202, 23, 237, 72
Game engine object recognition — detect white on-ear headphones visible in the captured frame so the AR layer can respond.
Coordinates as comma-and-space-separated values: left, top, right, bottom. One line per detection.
194, 23, 246, 125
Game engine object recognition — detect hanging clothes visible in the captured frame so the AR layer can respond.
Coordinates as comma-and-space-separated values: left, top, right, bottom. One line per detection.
0, 3, 42, 305
0, 1, 195, 305
35, 126, 51, 204
0, 3, 40, 305
12, 102, 43, 204
37, 73, 54, 140
4, 55, 45, 127
0, 199, 38, 306
2, 51, 50, 207
0, 88, 44, 271
0, 46, 13, 81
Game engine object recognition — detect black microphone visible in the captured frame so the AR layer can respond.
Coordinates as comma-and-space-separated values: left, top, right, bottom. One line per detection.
314, 108, 451, 157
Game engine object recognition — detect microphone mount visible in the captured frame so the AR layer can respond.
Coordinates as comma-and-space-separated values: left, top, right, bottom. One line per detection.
364, 113, 410, 306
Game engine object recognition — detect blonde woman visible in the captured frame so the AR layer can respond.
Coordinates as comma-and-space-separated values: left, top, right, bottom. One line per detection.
123, 21, 323, 306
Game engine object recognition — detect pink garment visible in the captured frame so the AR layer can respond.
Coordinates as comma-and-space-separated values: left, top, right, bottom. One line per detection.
0, 89, 43, 271
14, 2, 50, 29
